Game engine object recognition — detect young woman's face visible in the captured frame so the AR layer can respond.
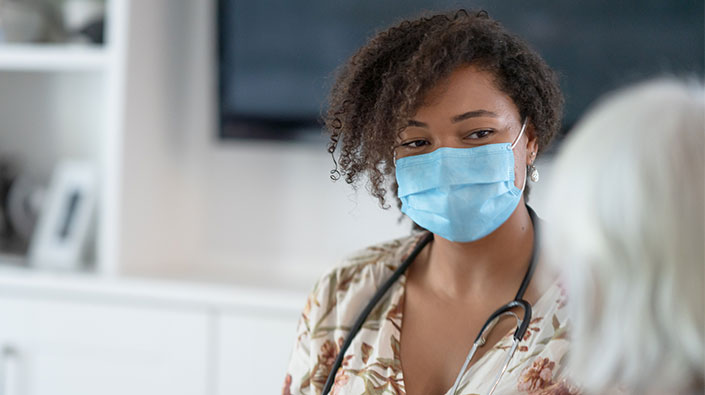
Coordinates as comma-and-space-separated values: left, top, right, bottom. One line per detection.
395, 65, 538, 190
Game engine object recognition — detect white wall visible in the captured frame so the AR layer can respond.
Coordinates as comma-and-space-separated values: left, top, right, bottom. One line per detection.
119, 0, 410, 291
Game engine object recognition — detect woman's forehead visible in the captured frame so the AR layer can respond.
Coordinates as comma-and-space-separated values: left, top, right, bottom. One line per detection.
413, 65, 520, 122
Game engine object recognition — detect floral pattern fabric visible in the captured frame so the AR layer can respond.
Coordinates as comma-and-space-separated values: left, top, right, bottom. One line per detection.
283, 233, 579, 395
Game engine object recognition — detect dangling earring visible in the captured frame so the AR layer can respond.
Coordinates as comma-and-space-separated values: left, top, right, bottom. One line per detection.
528, 152, 539, 182
528, 164, 539, 182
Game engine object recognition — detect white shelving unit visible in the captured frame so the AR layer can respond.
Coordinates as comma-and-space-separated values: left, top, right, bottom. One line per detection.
0, 0, 128, 276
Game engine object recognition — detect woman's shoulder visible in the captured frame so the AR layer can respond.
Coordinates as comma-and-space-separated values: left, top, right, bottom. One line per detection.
285, 233, 424, 394
301, 232, 424, 325
317, 232, 423, 291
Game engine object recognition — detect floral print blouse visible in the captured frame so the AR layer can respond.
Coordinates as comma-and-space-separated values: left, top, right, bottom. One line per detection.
283, 233, 579, 395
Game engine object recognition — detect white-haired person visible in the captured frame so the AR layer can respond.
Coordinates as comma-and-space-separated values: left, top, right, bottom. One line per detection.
543, 78, 704, 394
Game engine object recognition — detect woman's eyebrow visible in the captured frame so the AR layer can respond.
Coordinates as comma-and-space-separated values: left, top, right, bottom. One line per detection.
451, 109, 498, 123
406, 109, 498, 128
407, 119, 428, 127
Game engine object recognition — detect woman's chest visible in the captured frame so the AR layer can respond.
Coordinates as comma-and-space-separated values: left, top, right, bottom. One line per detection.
398, 291, 520, 395
324, 279, 574, 394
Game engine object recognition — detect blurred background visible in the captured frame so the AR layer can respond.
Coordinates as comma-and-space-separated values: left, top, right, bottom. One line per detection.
0, 0, 701, 394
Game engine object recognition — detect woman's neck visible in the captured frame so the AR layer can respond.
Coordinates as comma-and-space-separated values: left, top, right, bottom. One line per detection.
415, 202, 537, 304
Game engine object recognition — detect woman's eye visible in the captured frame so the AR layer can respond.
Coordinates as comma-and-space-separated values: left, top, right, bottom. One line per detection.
401, 139, 429, 148
467, 129, 494, 139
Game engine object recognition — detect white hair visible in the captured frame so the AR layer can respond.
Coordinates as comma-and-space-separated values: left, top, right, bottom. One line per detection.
543, 78, 704, 394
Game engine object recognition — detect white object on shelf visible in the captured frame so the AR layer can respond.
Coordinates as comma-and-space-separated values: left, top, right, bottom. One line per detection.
0, 44, 107, 71
28, 161, 97, 271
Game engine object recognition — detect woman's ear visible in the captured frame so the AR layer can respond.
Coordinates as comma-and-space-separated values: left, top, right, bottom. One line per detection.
525, 123, 539, 165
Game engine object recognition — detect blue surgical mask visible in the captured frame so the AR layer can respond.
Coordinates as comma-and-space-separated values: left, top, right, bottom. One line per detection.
395, 119, 528, 242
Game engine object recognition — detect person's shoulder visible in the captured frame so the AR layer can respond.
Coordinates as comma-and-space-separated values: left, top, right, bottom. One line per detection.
301, 232, 425, 321
326, 231, 424, 285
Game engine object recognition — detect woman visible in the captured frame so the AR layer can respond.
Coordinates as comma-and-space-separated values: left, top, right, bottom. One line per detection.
284, 10, 574, 394
543, 79, 704, 394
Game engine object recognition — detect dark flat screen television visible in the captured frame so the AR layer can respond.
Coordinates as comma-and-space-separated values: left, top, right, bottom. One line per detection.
218, 0, 704, 141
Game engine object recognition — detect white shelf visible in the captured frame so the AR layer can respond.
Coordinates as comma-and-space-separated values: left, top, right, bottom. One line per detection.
0, 44, 107, 72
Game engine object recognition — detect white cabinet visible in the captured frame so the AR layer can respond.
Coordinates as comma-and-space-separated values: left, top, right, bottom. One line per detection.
0, 296, 209, 395
215, 310, 299, 395
0, 271, 306, 395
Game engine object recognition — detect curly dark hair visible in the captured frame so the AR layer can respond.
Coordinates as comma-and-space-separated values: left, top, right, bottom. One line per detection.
325, 9, 564, 209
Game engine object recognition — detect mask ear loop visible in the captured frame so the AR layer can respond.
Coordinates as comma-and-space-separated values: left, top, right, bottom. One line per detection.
510, 118, 529, 193
510, 118, 528, 150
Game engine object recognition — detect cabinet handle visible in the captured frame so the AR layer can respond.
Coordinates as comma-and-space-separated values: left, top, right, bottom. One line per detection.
1, 346, 19, 395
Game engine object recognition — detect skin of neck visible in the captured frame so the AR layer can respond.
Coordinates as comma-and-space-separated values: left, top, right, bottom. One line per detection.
416, 200, 536, 304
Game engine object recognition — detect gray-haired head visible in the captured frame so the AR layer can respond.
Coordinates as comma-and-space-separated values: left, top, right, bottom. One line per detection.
544, 77, 704, 394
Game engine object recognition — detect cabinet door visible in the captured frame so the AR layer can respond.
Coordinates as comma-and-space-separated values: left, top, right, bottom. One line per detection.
0, 296, 209, 395
216, 309, 299, 395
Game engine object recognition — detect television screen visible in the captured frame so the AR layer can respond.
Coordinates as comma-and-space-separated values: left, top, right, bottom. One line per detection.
218, 0, 704, 140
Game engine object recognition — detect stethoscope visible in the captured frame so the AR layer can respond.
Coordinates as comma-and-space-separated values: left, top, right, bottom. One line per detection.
322, 206, 540, 395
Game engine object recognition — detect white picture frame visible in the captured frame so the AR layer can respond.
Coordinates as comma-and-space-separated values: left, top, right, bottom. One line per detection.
28, 161, 96, 271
